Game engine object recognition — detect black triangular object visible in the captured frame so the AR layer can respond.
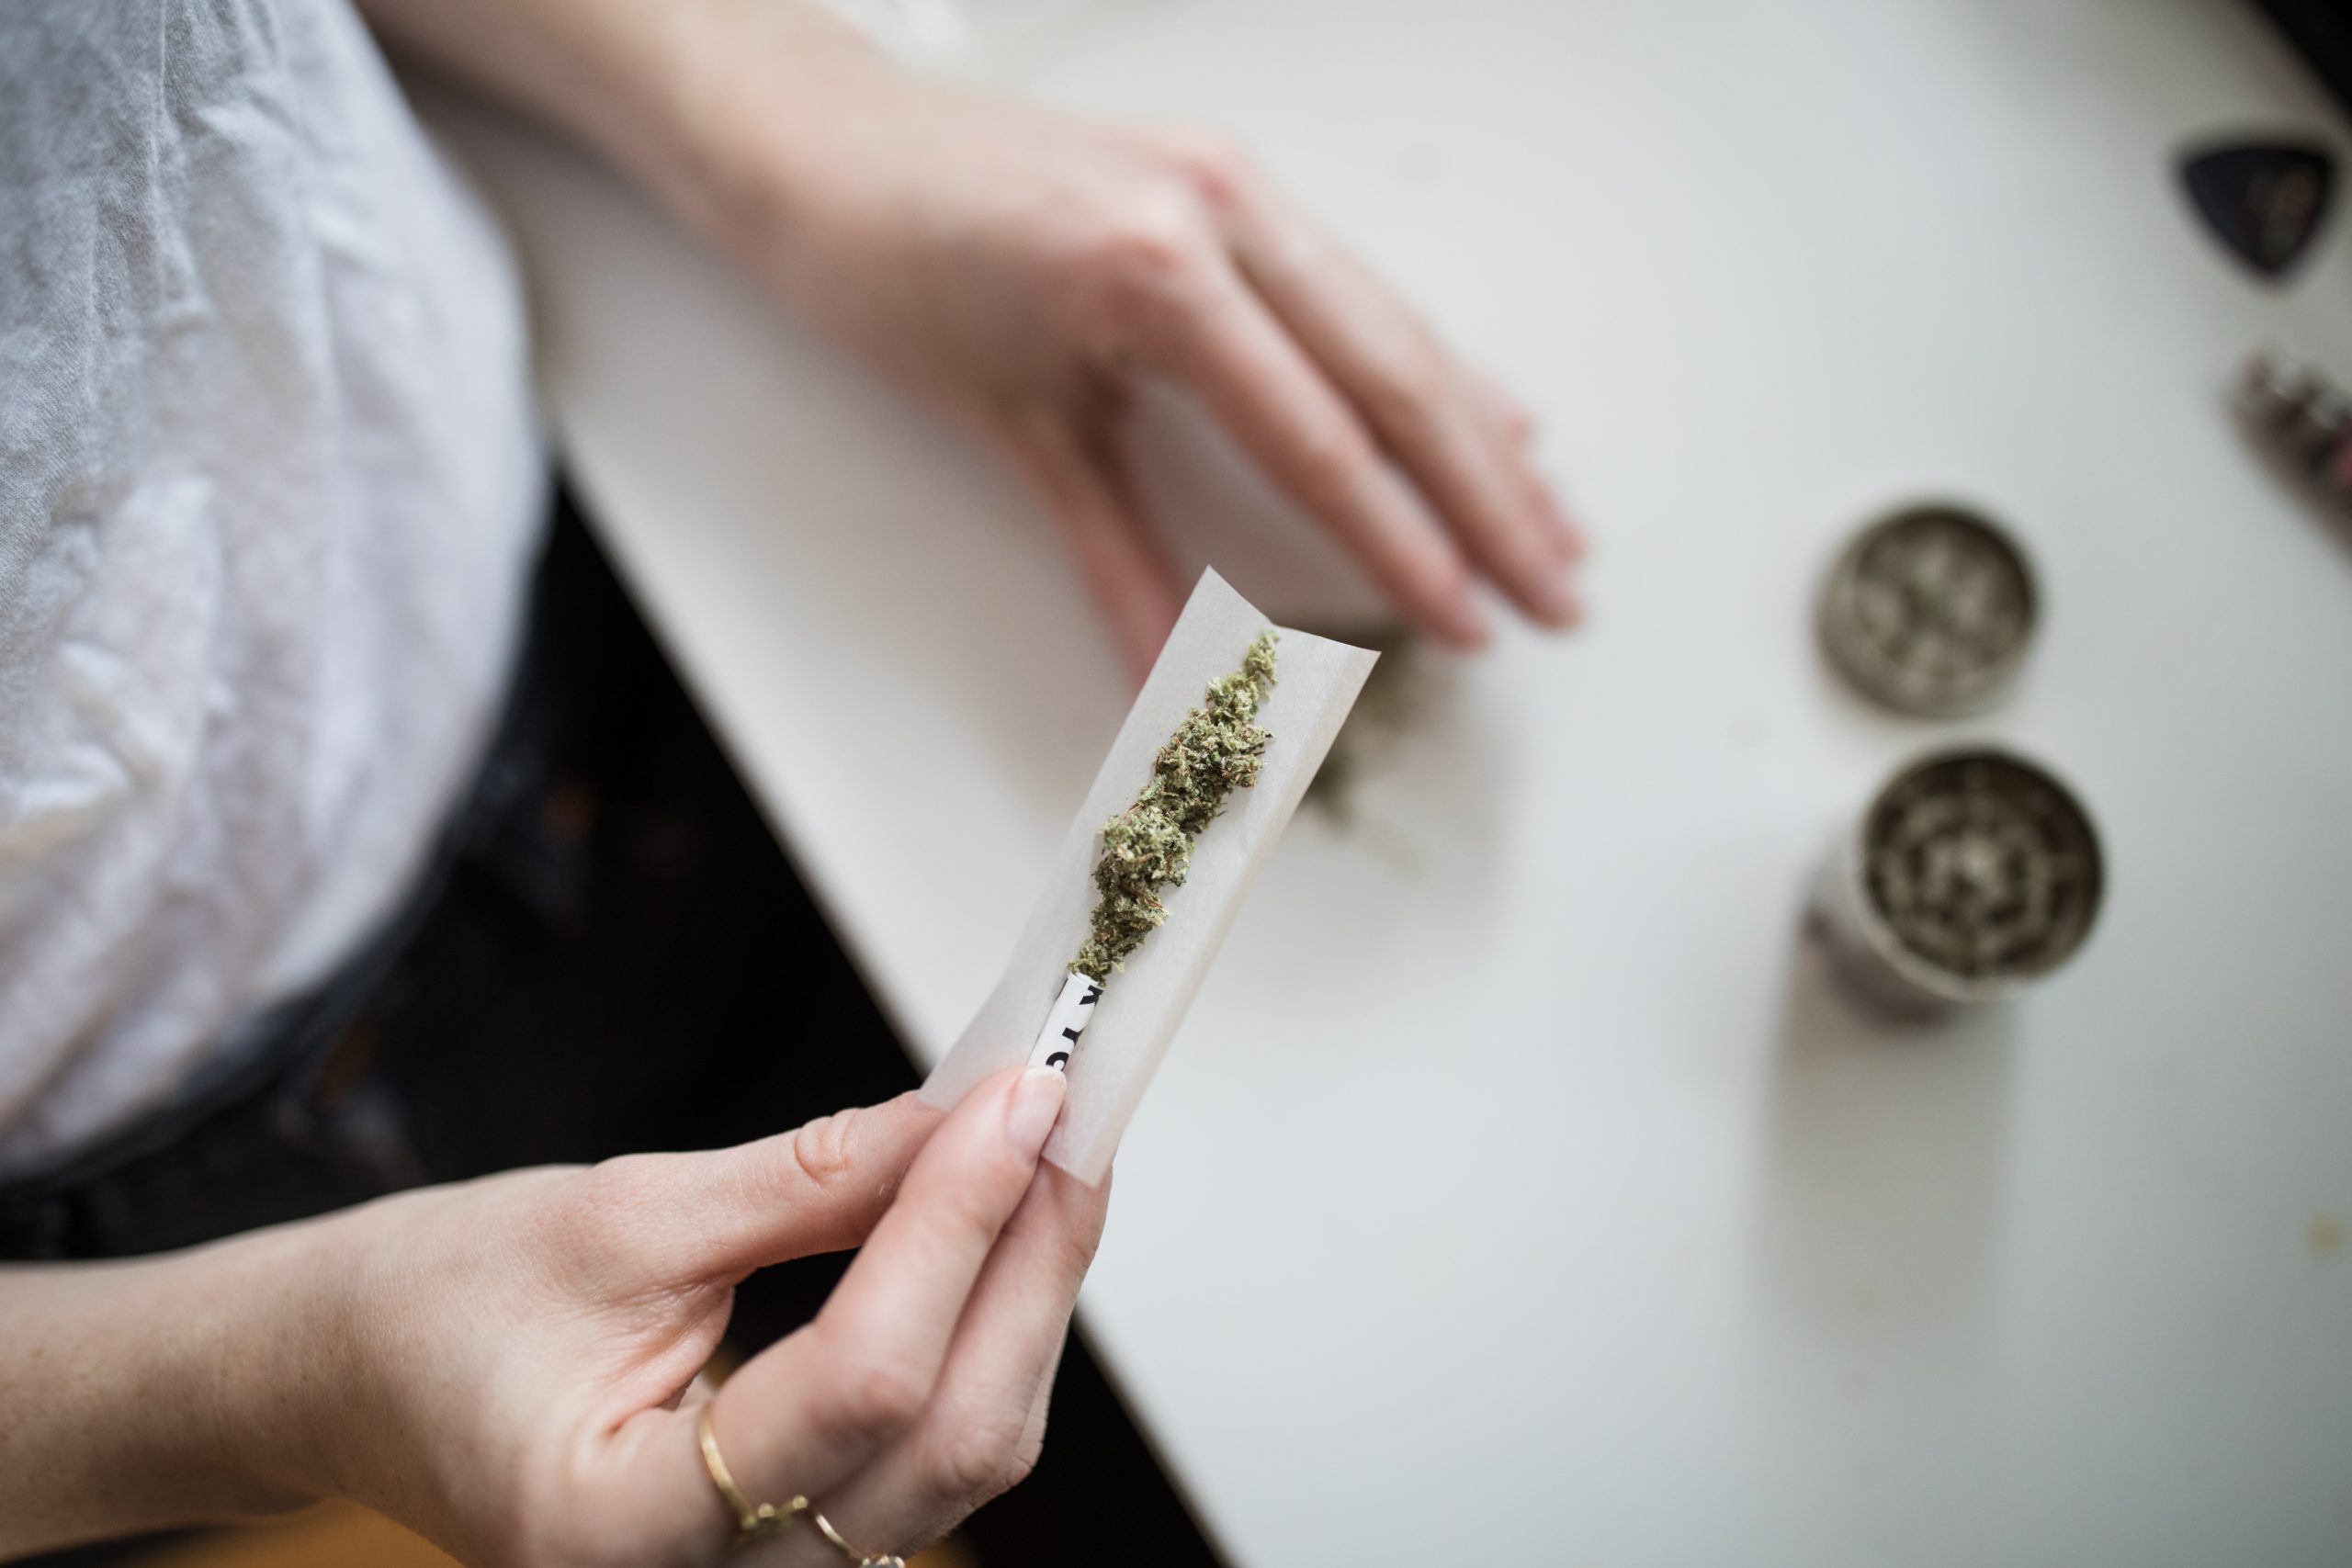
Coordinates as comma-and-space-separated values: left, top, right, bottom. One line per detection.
2180, 140, 2335, 279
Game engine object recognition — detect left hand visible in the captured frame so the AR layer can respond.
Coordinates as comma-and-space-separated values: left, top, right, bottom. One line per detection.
365, 0, 1586, 673
684, 42, 1588, 672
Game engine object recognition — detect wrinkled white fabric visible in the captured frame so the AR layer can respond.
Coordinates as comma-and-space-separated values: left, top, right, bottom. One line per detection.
0, 0, 546, 1176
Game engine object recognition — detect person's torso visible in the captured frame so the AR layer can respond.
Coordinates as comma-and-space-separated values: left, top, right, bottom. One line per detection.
0, 0, 546, 1176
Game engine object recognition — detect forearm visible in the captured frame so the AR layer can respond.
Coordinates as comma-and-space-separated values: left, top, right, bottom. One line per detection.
356, 0, 882, 241
0, 1227, 343, 1556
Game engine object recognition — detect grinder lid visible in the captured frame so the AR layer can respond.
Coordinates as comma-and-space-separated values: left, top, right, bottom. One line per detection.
1819, 502, 2037, 717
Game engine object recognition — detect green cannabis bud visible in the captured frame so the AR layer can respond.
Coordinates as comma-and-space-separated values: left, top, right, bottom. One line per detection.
1071, 631, 1278, 982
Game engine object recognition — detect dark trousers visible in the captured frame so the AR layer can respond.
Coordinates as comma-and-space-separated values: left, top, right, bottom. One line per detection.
3, 497, 1216, 1568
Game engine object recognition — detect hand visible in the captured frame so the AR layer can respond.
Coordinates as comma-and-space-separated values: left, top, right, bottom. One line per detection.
361, 0, 1584, 672
164, 1069, 1093, 1568
322, 1067, 1094, 1567
699, 55, 1587, 672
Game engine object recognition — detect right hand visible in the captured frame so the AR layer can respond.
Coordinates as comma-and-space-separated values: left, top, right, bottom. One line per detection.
282, 1066, 1100, 1566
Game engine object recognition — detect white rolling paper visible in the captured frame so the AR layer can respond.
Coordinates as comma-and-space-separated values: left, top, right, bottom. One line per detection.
920, 569, 1377, 1185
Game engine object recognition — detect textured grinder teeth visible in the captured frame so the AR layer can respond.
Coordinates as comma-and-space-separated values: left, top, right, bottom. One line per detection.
1860, 751, 2102, 988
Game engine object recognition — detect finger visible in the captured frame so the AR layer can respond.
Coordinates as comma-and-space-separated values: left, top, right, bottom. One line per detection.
1009, 1319, 1068, 1475
773, 1164, 1112, 1557
1115, 244, 1491, 649
593, 1091, 944, 1280
1217, 166, 1576, 575
955, 1173, 1088, 1517
1217, 177, 1581, 620
1466, 366, 1585, 562
1468, 366, 1537, 447
1365, 363, 1582, 623
999, 400, 1185, 681
705, 1066, 1067, 1512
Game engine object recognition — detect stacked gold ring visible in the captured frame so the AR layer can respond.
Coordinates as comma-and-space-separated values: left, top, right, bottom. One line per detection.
696, 1406, 907, 1566
810, 1507, 908, 1568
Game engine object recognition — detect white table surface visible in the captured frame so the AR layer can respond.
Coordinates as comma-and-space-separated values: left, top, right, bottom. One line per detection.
433, 2, 2352, 1561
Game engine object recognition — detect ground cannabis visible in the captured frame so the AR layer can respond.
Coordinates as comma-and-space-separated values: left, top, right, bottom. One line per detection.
1071, 631, 1279, 982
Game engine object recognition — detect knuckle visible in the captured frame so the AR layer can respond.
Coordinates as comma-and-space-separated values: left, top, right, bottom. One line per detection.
1156, 126, 1251, 204
786, 1111, 860, 1193
923, 1414, 1030, 1505
817, 1341, 933, 1443
1359, 335, 1448, 430
1104, 202, 1199, 279
1079, 196, 1212, 319
580, 1151, 659, 1200
1291, 423, 1376, 507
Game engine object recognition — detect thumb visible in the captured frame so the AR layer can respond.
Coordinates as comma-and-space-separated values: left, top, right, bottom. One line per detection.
622, 1091, 945, 1280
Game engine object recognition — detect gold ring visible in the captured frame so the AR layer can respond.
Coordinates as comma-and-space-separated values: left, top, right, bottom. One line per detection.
695, 1405, 808, 1545
810, 1506, 905, 1568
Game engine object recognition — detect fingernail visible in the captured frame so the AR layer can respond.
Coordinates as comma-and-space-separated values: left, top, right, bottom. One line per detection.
1544, 500, 1585, 563
1529, 570, 1583, 627
1007, 1066, 1068, 1156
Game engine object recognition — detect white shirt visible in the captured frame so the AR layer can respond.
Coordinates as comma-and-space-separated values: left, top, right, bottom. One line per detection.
0, 0, 546, 1176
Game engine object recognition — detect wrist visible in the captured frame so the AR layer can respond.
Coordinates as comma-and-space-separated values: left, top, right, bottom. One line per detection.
596, 1, 898, 260
366, 0, 892, 261
0, 1220, 358, 1554
158, 1218, 362, 1517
